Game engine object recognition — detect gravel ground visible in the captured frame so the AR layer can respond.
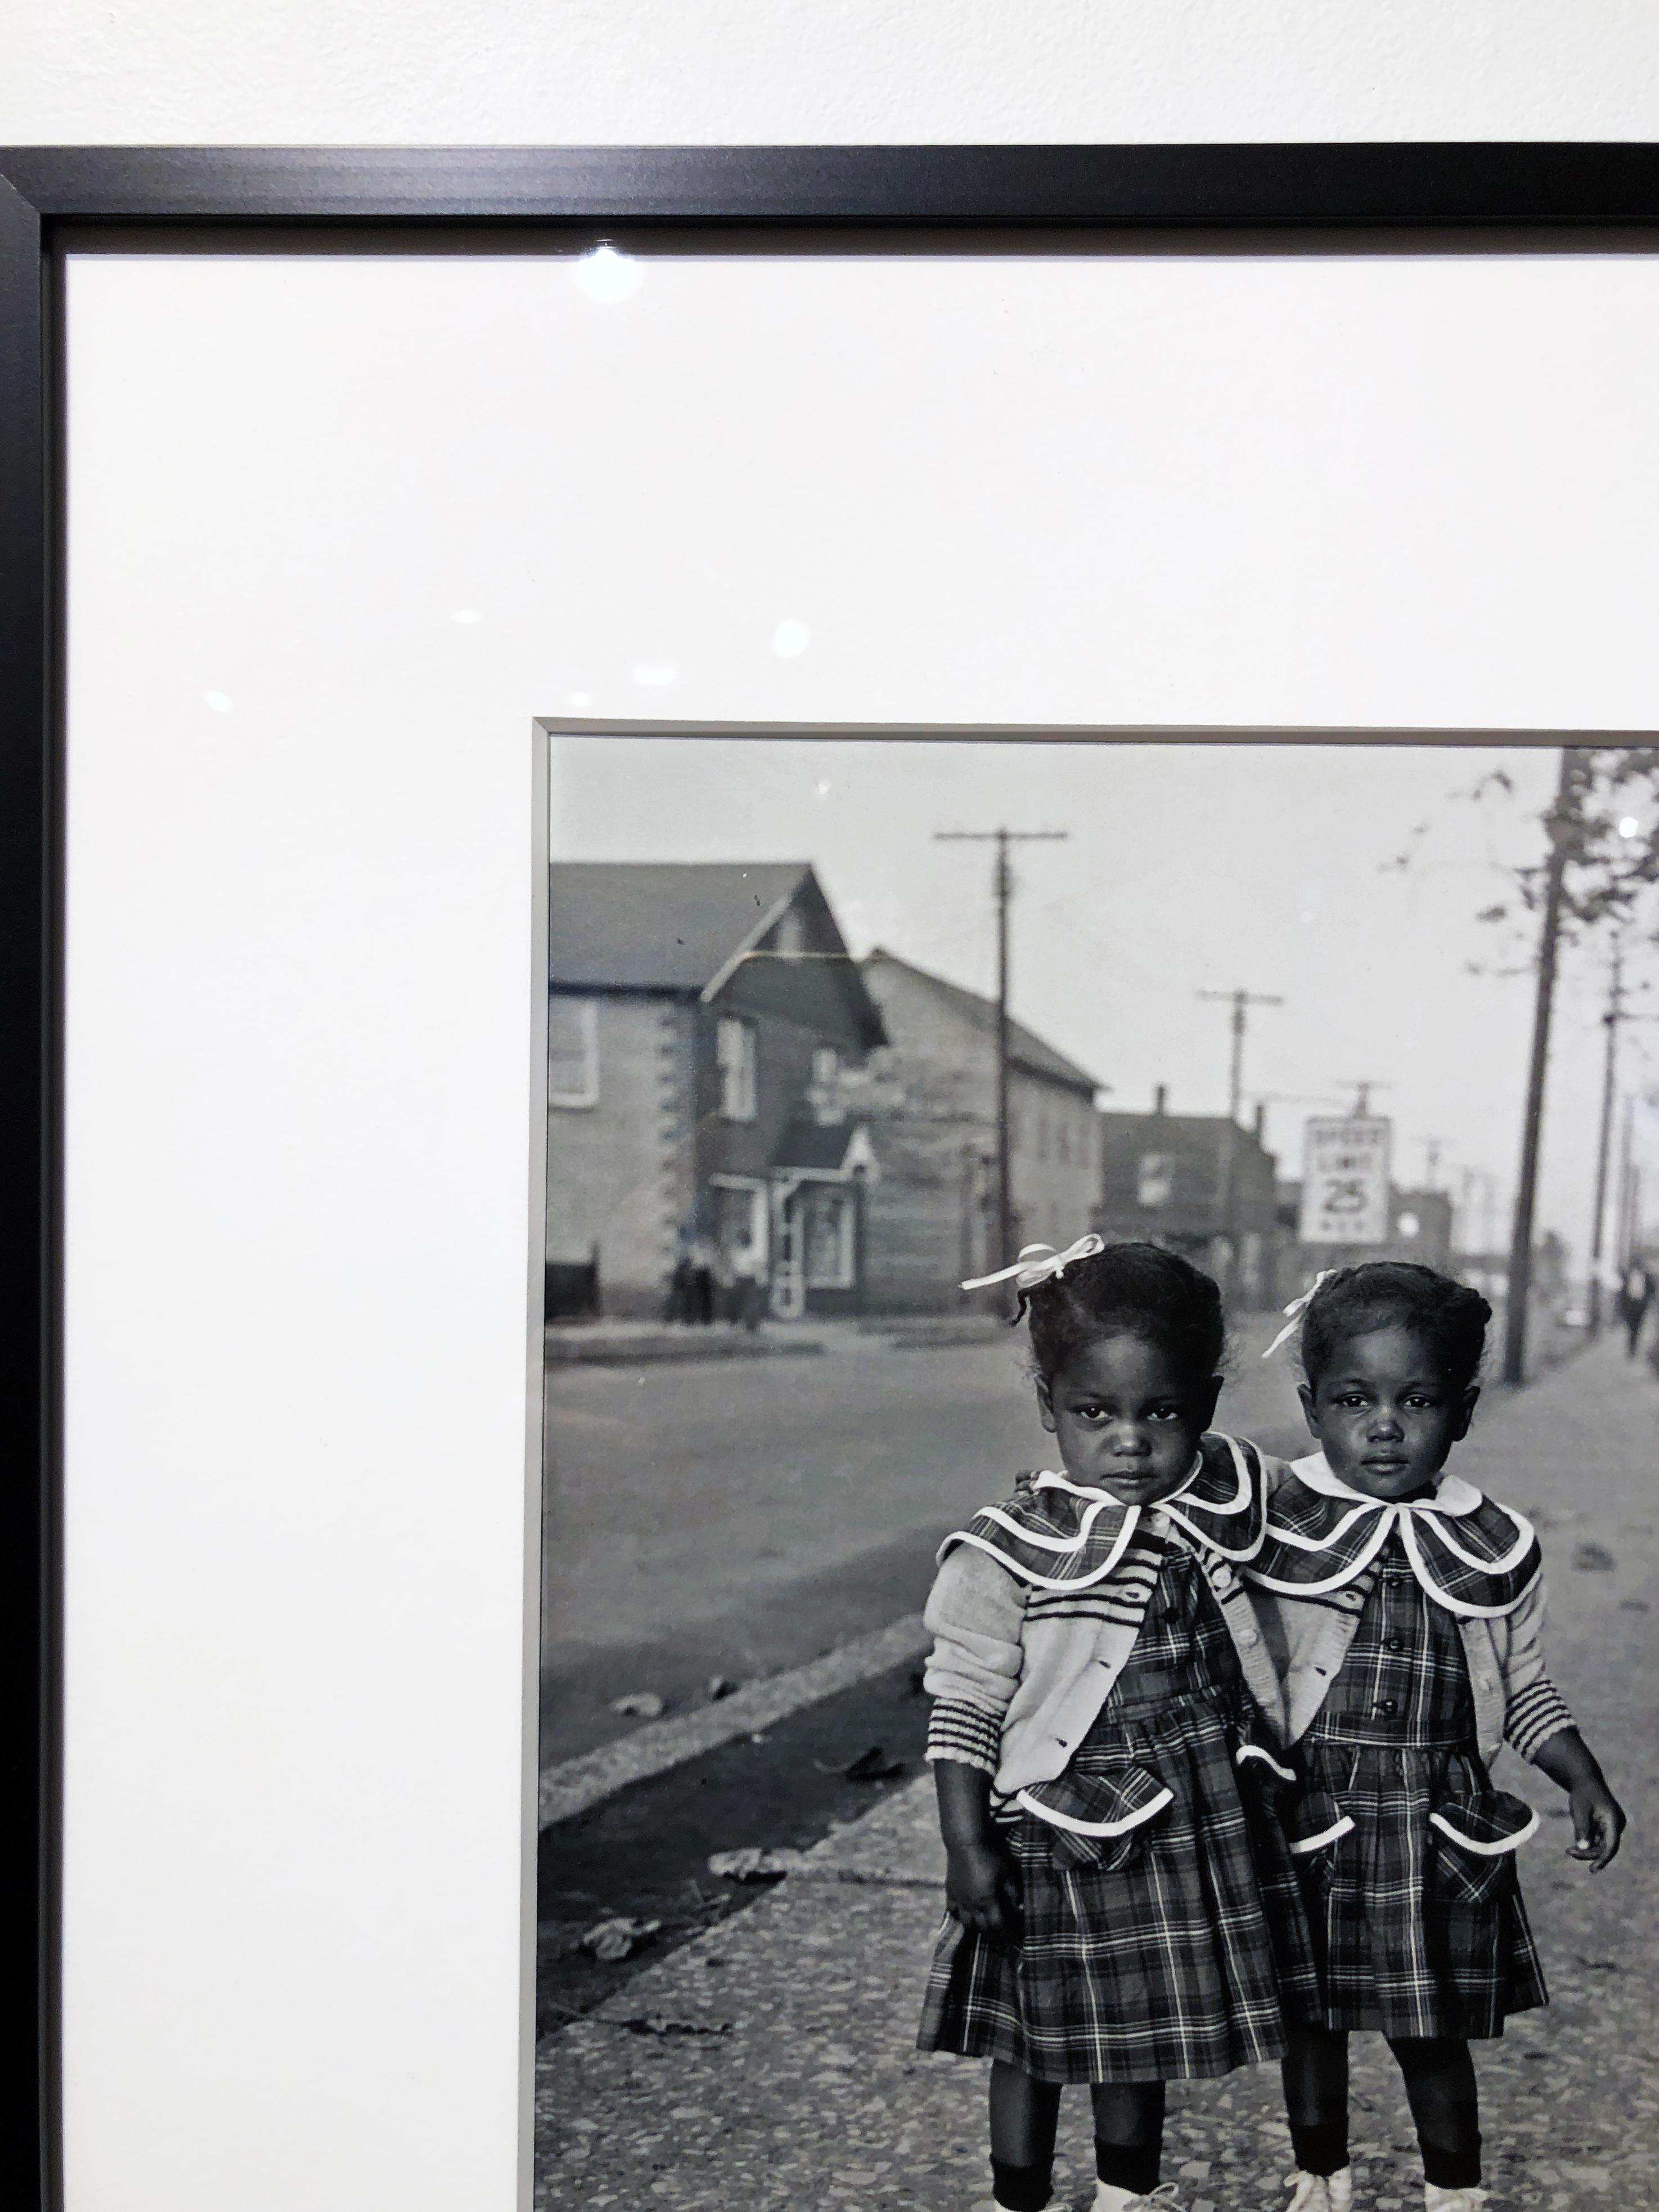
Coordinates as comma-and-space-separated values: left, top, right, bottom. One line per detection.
536, 1336, 1659, 2210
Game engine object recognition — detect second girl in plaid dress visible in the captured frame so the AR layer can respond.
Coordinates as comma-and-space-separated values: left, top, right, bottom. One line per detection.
1250, 1263, 1627, 2212
918, 1239, 1318, 2212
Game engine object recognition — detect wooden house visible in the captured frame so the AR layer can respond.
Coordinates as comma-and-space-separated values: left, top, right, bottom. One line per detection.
847, 949, 1103, 1312
545, 862, 886, 1318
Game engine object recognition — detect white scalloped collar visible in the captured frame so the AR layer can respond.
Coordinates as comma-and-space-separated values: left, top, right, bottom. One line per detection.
1292, 1450, 1482, 1518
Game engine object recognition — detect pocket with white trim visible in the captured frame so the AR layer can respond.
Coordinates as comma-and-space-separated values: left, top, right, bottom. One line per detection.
1283, 1786, 1356, 1872
1234, 1735, 1300, 1806
1427, 1789, 1538, 1908
1015, 1763, 1174, 1873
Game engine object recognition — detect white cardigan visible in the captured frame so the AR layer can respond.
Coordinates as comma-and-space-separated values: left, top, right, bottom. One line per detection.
923, 1509, 1286, 1799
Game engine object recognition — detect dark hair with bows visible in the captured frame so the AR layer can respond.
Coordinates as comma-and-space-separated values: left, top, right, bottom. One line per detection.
1298, 1260, 1491, 1394
1024, 1240, 1226, 1388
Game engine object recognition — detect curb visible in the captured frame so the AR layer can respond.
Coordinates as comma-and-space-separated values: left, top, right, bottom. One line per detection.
545, 1331, 826, 1367
538, 1613, 930, 1829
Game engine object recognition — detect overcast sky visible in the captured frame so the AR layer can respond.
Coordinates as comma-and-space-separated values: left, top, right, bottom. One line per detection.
550, 735, 1659, 1267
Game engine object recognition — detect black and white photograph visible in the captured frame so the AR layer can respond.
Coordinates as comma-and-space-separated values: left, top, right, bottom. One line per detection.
534, 734, 1659, 2211
24, 171, 1659, 2212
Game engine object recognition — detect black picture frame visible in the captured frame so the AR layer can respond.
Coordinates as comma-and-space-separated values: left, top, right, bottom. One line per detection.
7, 141, 1659, 2210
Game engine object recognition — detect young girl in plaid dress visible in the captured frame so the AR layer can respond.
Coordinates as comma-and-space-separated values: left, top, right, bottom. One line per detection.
1250, 1263, 1626, 2212
918, 1239, 1319, 2212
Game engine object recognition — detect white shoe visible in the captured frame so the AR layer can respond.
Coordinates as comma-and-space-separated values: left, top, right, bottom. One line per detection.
1093, 2184, 1183, 2212
1286, 2171, 1354, 2212
1423, 2189, 1486, 2211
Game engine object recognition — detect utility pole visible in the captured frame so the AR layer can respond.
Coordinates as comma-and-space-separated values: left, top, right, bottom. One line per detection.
1588, 938, 1625, 1336
936, 827, 1069, 1267
1616, 1091, 1636, 1271
1197, 987, 1283, 1301
1457, 1166, 1478, 1259
1503, 747, 1580, 1387
1242, 1091, 1345, 1161
1337, 1080, 1394, 1119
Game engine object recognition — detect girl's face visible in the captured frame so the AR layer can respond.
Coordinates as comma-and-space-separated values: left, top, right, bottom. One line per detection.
1035, 1332, 1219, 1506
1298, 1323, 1477, 1500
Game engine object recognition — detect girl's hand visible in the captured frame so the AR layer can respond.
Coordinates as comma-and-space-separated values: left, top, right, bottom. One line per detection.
1527, 1726, 1625, 1871
1566, 1777, 1626, 1871
946, 1838, 1022, 1944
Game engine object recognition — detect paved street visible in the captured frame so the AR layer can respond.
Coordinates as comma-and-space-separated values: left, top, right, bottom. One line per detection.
541, 1313, 1312, 1764
536, 1335, 1659, 2209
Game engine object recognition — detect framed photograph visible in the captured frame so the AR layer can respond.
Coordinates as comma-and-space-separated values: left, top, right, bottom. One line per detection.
6, 145, 1659, 2212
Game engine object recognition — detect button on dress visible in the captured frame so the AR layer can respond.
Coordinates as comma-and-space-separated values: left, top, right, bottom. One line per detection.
918, 1536, 1319, 2083
1290, 1535, 1546, 2039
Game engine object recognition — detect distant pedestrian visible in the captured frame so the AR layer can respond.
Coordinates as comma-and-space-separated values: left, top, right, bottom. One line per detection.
687, 1233, 720, 1326
663, 1222, 718, 1326
917, 1236, 1315, 2212
1253, 1261, 1626, 2212
663, 1224, 693, 1325
727, 1234, 768, 1332
1617, 1258, 1653, 1358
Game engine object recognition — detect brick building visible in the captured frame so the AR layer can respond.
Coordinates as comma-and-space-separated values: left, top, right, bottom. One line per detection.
1096, 1087, 1282, 1309
846, 949, 1102, 1312
546, 863, 885, 1318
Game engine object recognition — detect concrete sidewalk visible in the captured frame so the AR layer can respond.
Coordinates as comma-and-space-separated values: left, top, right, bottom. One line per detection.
536, 1340, 1659, 2210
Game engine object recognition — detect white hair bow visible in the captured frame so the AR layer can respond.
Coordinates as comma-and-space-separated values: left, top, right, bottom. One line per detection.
1261, 1269, 1337, 1360
961, 1233, 1105, 1295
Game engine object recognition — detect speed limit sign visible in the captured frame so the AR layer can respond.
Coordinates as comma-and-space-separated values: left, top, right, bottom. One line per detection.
1300, 1117, 1392, 1246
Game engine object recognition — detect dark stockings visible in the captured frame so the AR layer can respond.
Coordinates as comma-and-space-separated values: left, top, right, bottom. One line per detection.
1282, 2023, 1481, 2189
1092, 2081, 1166, 2198
988, 2065, 1165, 2207
1391, 2035, 1481, 2188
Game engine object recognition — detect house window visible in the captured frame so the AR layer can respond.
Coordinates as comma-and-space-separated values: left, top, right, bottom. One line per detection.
1137, 1151, 1174, 1208
548, 997, 599, 1108
717, 1015, 757, 1121
808, 1043, 844, 1127
802, 1187, 855, 1287
774, 908, 806, 960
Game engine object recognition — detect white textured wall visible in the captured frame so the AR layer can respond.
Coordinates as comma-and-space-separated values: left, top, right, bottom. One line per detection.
3, 1, 1659, 145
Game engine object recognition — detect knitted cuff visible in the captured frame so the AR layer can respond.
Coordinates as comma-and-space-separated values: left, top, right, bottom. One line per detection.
925, 1699, 1002, 1776
1505, 1677, 1576, 1763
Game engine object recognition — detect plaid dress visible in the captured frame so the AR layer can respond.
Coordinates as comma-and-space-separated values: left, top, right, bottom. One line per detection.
1293, 1533, 1548, 2039
918, 1538, 1320, 2083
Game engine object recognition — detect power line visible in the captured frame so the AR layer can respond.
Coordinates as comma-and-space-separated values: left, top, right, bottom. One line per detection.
1195, 988, 1284, 1300
935, 827, 1069, 1268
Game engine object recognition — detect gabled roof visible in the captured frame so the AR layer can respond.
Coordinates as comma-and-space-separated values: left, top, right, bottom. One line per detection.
771, 1120, 877, 1175
1099, 1109, 1272, 1160
1100, 1110, 1234, 1138
548, 862, 814, 992
861, 947, 1101, 1098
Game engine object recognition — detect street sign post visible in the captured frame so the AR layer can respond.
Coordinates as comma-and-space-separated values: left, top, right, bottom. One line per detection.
1300, 1116, 1393, 1246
